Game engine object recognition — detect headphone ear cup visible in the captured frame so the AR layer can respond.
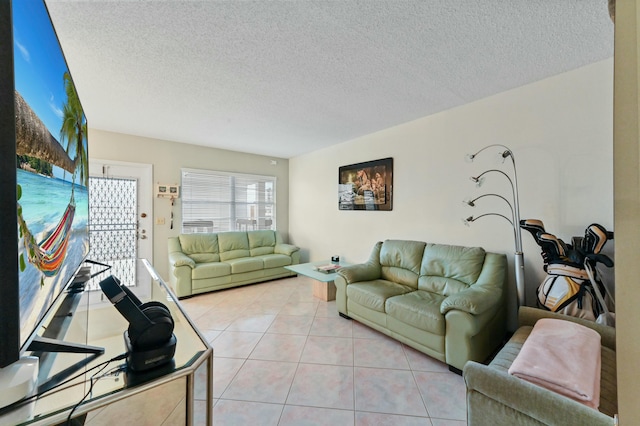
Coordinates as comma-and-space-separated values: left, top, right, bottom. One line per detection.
128, 303, 174, 349
141, 301, 172, 317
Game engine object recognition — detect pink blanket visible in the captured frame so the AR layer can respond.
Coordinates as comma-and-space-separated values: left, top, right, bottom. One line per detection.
508, 318, 601, 409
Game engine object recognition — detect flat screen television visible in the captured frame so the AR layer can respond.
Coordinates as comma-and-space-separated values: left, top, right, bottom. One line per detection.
0, 0, 90, 368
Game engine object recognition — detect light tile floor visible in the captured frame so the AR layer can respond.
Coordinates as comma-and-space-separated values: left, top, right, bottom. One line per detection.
182, 276, 467, 426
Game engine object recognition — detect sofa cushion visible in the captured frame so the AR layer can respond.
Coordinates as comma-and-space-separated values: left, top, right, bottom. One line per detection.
248, 230, 276, 256
218, 232, 251, 261
192, 262, 231, 279
251, 246, 275, 256
178, 233, 219, 256
257, 254, 292, 269
385, 290, 446, 335
346, 279, 414, 313
419, 244, 486, 295
379, 240, 426, 289
189, 253, 221, 263
225, 257, 264, 274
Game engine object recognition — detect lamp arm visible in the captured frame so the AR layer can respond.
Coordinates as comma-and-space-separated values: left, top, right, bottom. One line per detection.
468, 212, 514, 226
470, 144, 513, 158
475, 169, 513, 187
468, 193, 514, 220
466, 212, 519, 256
473, 169, 518, 234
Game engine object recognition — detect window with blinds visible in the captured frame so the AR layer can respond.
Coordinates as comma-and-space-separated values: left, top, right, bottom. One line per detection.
181, 168, 276, 233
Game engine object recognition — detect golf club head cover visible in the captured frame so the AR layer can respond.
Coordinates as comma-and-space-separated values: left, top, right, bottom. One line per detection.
537, 233, 566, 264
520, 219, 546, 243
583, 223, 613, 255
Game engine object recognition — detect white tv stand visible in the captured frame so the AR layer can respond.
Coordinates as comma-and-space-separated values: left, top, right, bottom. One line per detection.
1, 259, 213, 426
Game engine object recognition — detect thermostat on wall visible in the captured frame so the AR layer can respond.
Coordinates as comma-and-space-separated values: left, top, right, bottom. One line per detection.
156, 183, 180, 199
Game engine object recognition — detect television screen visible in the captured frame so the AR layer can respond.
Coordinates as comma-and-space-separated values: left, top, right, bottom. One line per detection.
12, 0, 90, 351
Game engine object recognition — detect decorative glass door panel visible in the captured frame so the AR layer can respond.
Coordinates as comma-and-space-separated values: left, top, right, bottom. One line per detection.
88, 176, 137, 289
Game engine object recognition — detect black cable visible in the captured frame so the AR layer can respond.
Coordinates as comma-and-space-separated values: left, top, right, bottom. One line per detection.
65, 361, 125, 424
0, 352, 128, 416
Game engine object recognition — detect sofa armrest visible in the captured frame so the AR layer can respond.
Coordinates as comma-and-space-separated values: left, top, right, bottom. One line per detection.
336, 262, 381, 284
167, 251, 195, 298
441, 252, 507, 316
464, 361, 614, 426
334, 262, 382, 315
336, 240, 384, 285
518, 306, 616, 351
441, 285, 503, 316
335, 241, 384, 315
169, 251, 196, 269
275, 243, 299, 256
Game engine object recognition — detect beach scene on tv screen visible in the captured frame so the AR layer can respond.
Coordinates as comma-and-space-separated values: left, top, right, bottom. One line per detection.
13, 0, 90, 348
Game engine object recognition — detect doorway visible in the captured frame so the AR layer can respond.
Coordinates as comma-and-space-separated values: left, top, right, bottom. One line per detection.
88, 159, 153, 298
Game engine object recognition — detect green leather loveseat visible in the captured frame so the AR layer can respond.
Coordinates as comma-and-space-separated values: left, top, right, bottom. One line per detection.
168, 230, 300, 298
334, 239, 507, 372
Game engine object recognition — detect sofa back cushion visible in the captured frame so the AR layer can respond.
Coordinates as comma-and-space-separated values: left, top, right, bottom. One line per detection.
379, 240, 426, 289
418, 244, 486, 296
178, 234, 220, 263
218, 232, 251, 261
248, 230, 276, 256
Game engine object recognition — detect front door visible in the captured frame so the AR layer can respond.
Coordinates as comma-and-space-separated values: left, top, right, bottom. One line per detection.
88, 159, 153, 298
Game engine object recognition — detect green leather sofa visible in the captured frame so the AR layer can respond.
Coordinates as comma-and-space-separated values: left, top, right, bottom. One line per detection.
464, 307, 617, 426
334, 239, 507, 372
168, 230, 300, 298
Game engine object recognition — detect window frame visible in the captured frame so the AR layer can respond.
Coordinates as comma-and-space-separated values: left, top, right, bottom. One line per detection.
180, 168, 276, 234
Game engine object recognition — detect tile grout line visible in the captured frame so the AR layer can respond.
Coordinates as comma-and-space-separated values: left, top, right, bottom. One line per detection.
187, 278, 467, 424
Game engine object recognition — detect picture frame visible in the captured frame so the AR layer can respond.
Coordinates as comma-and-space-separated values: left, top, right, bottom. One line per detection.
155, 183, 180, 199
338, 157, 393, 210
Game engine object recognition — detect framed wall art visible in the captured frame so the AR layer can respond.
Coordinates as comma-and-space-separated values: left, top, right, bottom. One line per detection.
338, 157, 393, 211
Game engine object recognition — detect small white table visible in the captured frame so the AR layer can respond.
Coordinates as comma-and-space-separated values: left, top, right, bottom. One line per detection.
285, 260, 350, 301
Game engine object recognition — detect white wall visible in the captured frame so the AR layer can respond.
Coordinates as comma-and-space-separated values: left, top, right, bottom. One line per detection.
289, 59, 614, 328
87, 59, 614, 330
88, 130, 290, 279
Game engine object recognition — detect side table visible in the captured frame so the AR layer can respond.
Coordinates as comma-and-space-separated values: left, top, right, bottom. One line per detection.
4, 259, 213, 426
285, 261, 350, 301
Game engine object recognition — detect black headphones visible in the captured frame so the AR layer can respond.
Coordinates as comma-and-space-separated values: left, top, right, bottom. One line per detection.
99, 275, 174, 350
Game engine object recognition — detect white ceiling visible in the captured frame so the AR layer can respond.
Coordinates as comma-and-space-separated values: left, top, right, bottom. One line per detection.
44, 1, 614, 159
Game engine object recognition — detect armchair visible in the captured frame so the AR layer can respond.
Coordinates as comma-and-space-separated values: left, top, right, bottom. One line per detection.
464, 306, 617, 425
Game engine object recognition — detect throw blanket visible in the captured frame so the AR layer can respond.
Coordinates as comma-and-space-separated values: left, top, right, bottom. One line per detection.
508, 318, 601, 409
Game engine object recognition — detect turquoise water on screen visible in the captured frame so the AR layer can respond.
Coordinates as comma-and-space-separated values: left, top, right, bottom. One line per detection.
17, 168, 89, 347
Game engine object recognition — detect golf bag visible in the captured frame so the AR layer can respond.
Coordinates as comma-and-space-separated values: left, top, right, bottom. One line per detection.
520, 219, 615, 324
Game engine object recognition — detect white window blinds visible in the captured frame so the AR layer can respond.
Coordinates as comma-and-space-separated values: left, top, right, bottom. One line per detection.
181, 168, 276, 233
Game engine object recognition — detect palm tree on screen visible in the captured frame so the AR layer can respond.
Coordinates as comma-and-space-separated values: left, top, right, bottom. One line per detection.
60, 71, 88, 187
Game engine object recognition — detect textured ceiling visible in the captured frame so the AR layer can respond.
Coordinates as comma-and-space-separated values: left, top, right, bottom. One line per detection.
44, 1, 614, 159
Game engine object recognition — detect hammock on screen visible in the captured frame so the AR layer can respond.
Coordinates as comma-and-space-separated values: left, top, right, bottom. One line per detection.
18, 198, 76, 278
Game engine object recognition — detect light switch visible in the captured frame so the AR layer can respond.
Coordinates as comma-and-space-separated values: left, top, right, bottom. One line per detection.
156, 217, 165, 225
